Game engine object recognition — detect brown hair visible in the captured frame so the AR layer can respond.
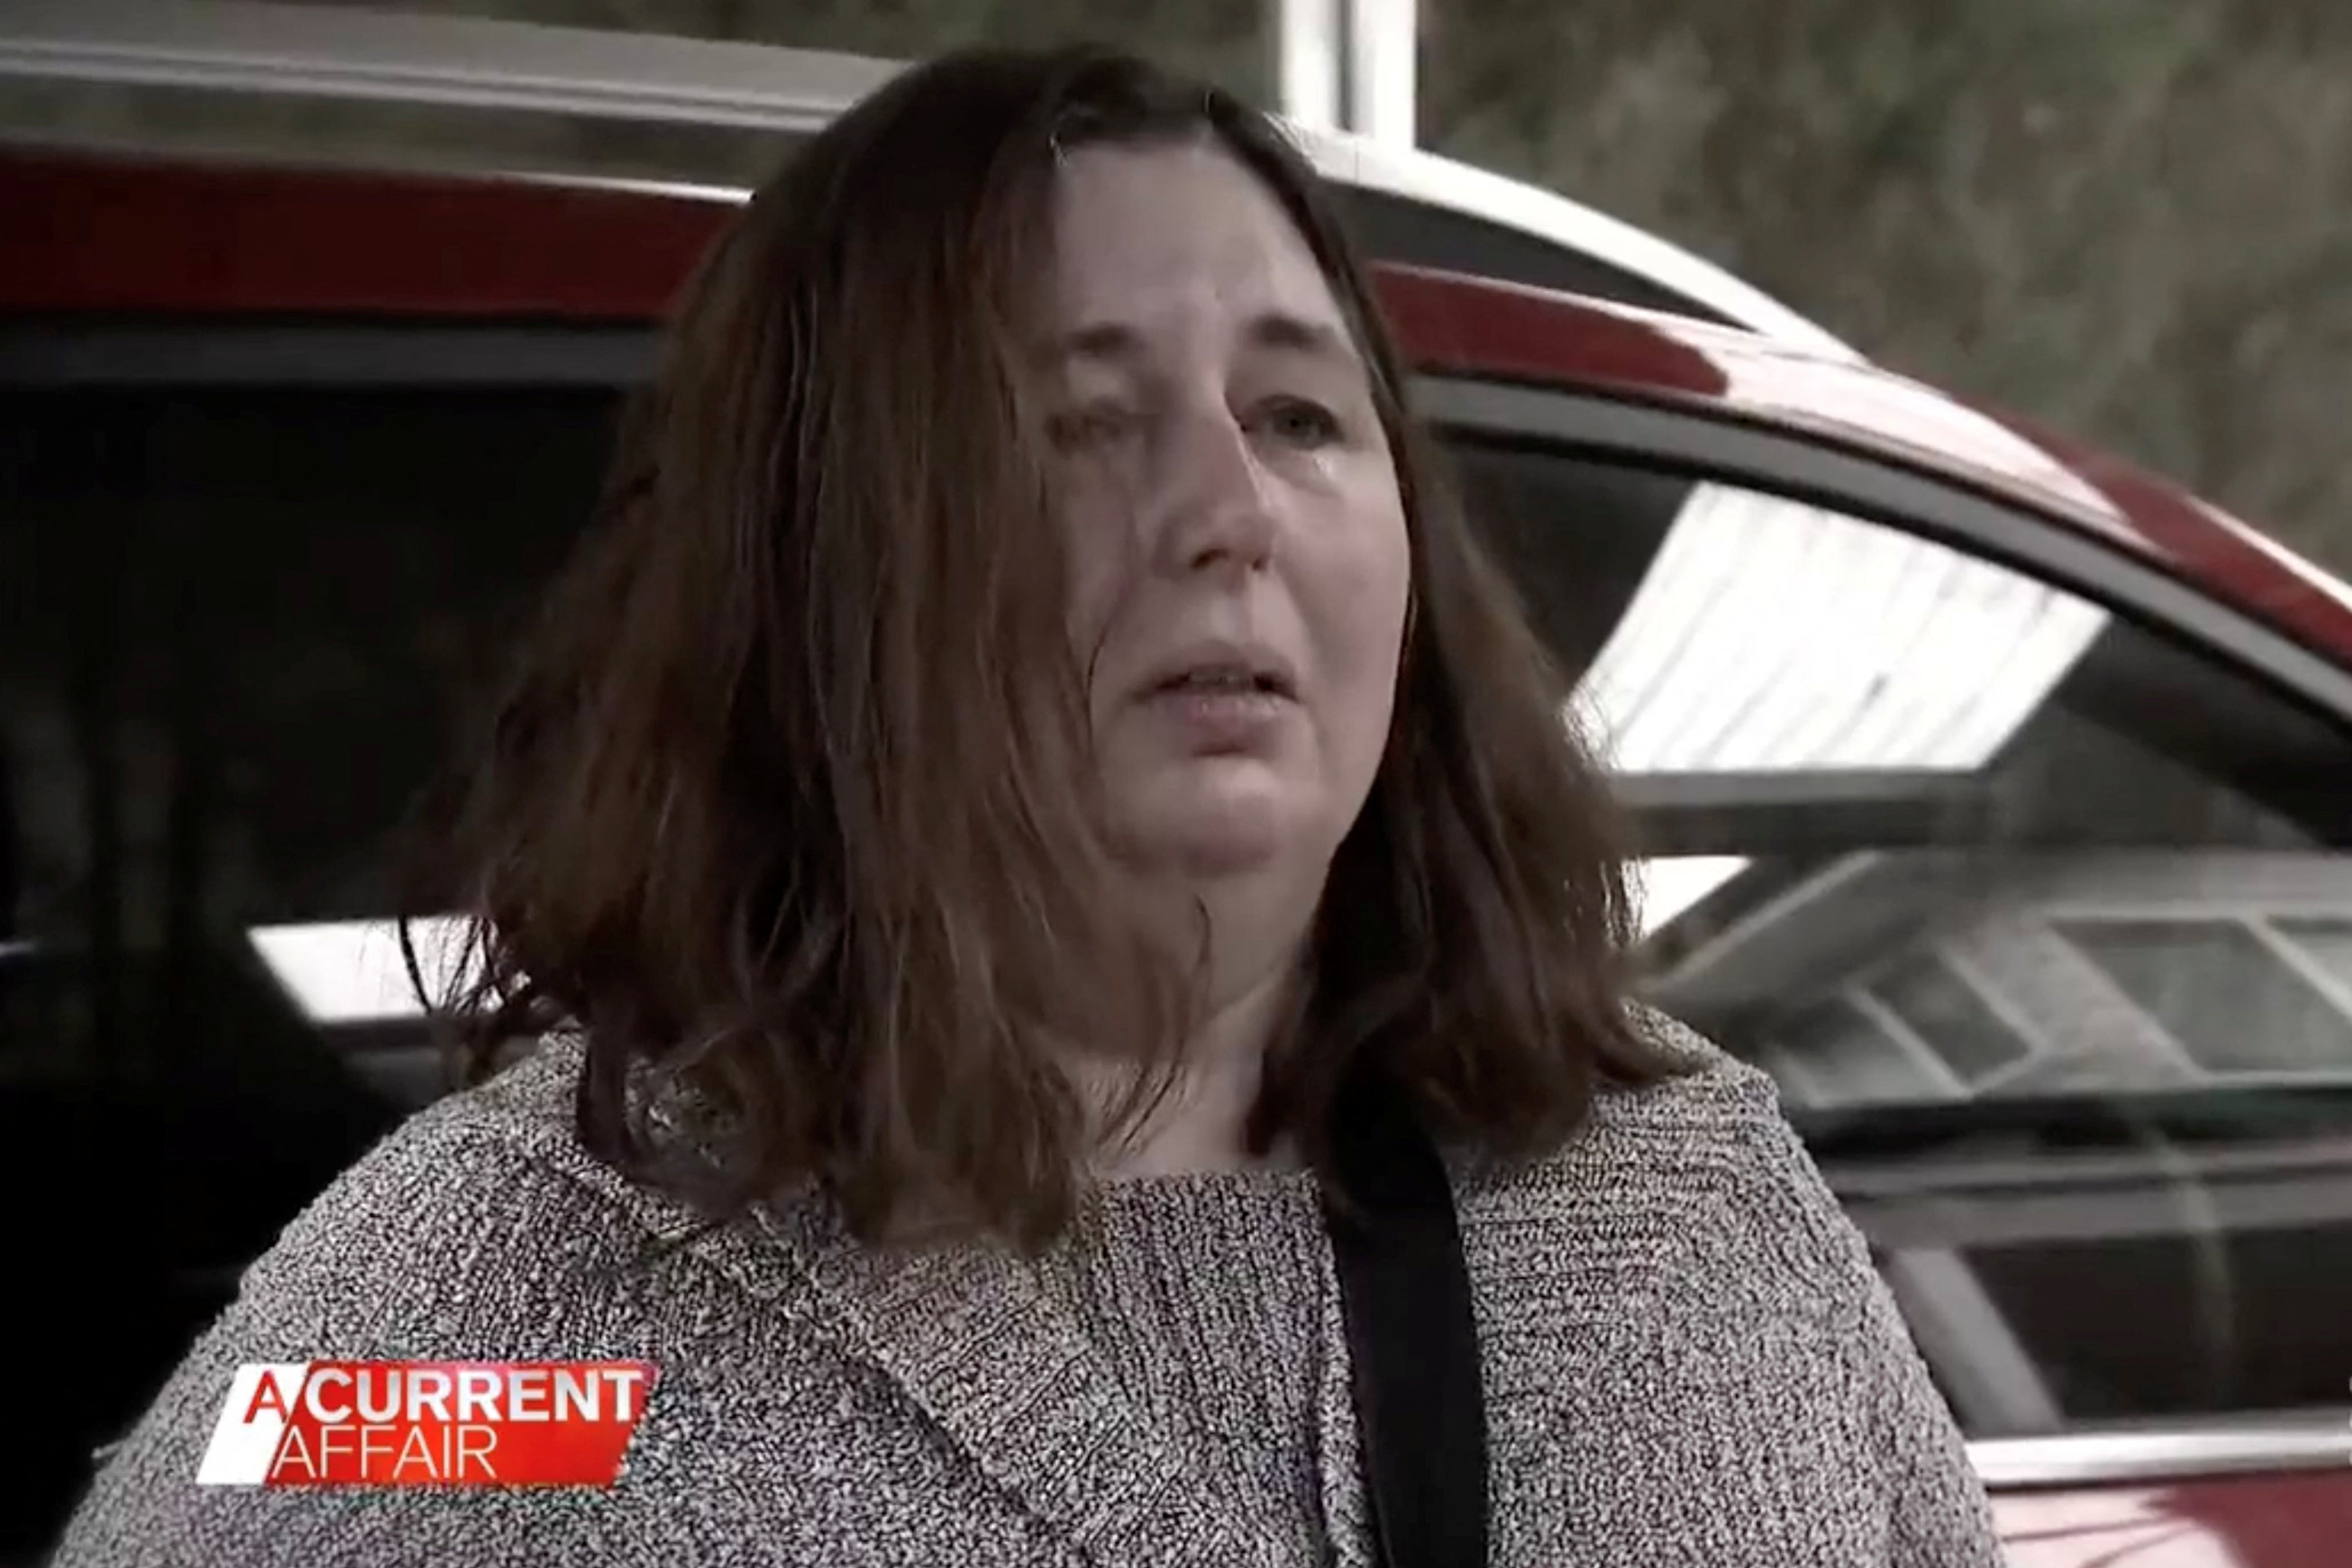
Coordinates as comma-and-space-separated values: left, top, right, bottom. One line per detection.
419, 45, 1672, 1249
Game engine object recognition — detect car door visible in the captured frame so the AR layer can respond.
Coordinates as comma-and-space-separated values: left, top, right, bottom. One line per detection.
1422, 374, 2352, 1565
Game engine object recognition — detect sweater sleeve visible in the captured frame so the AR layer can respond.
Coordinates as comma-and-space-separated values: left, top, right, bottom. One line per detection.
1723, 1043, 2005, 1567
1862, 1264, 2005, 1567
1736, 1078, 2003, 1565
1751, 1092, 2005, 1566
45, 1119, 662, 1568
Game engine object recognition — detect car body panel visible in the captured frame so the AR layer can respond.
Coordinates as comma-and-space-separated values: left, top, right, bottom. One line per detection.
0, 147, 720, 320
1995, 1472, 2352, 1567
0, 0, 1857, 353
1384, 265, 2352, 672
10, 145, 2348, 674
6, 142, 2351, 1562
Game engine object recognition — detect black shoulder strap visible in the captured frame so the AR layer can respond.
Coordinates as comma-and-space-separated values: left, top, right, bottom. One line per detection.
1320, 1061, 1490, 1568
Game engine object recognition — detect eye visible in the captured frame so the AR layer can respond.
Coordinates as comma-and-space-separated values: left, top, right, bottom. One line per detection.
1047, 402, 1143, 454
1252, 397, 1344, 449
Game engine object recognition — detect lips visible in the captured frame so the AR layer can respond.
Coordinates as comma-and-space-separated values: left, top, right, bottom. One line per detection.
1136, 643, 1299, 703
1151, 665, 1288, 696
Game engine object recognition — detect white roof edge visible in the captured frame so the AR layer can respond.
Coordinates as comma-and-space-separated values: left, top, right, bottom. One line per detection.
1, 0, 1854, 355
1287, 126, 1860, 359
510, 153, 1858, 361
0, 0, 900, 132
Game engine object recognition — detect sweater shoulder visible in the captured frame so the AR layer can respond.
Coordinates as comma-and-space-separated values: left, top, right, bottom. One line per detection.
47, 1041, 820, 1568
1459, 1004, 1876, 1326
1473, 1001, 1801, 1191
235, 1037, 803, 1356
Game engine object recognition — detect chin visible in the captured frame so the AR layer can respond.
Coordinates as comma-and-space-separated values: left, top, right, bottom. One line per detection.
1162, 826, 1293, 878
1126, 802, 1303, 879
1105, 755, 1340, 879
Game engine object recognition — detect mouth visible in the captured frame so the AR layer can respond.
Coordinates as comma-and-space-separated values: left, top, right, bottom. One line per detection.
1142, 653, 1298, 702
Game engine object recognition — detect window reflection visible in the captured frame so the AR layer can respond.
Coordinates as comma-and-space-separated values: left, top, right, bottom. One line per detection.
1461, 443, 2352, 1437
246, 915, 473, 1026
1577, 481, 2107, 775
1868, 951, 2035, 1085
2060, 919, 2352, 1078
2276, 915, 2352, 990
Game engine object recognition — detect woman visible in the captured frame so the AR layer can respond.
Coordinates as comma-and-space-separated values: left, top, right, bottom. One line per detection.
53, 46, 1998, 1567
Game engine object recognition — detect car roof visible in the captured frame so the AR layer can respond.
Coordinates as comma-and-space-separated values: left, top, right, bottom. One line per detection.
5, 143, 2351, 672
1384, 265, 2352, 670
0, 0, 1854, 356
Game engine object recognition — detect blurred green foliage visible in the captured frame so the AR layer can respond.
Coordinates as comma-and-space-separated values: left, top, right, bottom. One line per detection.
1424, 0, 2352, 569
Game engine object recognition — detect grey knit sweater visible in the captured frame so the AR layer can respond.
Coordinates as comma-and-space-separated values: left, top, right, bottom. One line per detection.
50, 1014, 2002, 1566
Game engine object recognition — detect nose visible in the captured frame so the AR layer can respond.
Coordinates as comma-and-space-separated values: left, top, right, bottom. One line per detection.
1152, 404, 1276, 581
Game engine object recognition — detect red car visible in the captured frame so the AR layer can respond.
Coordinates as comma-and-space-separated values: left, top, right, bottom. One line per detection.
3, 9, 2349, 1564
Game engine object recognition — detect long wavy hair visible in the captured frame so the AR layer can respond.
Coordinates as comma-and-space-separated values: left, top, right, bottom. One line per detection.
414, 45, 1671, 1248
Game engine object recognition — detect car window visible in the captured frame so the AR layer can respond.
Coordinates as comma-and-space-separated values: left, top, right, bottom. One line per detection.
1454, 438, 2352, 1440
0, 375, 618, 1554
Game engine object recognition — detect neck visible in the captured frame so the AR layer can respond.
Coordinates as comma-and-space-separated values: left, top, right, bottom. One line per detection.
1072, 850, 1329, 1177
1093, 958, 1302, 1178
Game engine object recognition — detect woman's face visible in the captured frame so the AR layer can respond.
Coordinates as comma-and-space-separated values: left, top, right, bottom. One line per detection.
1045, 142, 1412, 884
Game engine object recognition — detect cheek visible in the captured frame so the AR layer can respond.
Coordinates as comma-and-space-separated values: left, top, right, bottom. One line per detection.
1311, 492, 1413, 728
1056, 483, 1139, 661
1356, 472, 1415, 659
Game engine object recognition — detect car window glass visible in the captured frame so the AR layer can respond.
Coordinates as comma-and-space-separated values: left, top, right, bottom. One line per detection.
0, 378, 612, 1553
1456, 439, 2352, 1440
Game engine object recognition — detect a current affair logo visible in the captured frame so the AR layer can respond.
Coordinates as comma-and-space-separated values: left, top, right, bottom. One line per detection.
195, 1361, 654, 1486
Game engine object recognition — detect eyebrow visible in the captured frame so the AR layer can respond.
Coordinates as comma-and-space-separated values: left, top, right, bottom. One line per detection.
1048, 310, 1360, 370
